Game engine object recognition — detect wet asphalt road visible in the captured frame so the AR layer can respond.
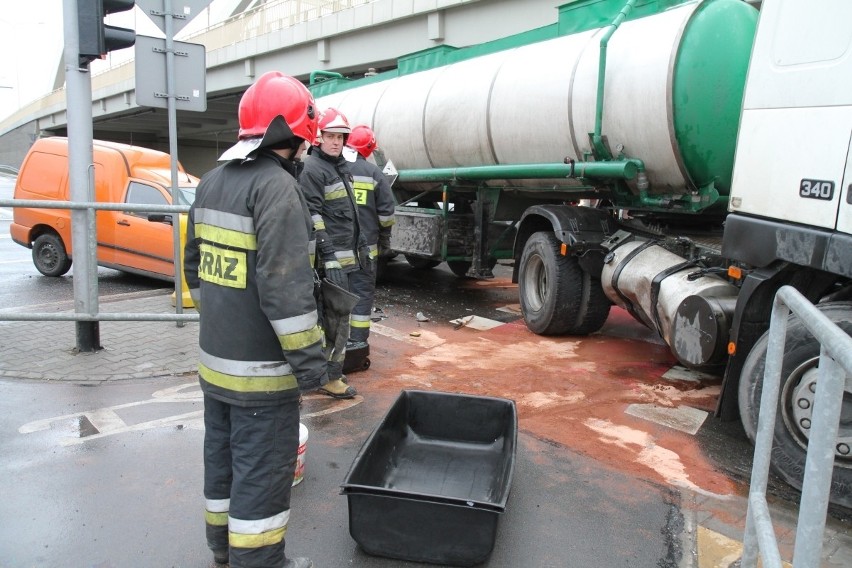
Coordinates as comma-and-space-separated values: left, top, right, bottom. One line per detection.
2, 242, 850, 565
1, 378, 675, 567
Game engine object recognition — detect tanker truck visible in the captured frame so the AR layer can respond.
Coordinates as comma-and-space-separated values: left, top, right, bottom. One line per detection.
310, 0, 852, 507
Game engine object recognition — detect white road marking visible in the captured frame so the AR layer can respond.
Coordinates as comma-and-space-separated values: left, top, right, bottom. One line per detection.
85, 407, 127, 434
19, 381, 363, 446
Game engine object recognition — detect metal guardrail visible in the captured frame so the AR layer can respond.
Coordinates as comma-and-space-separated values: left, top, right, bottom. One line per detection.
0, 198, 189, 214
0, 197, 198, 323
741, 285, 852, 568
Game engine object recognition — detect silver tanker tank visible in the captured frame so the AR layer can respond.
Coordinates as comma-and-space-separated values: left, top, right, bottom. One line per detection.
316, 0, 757, 197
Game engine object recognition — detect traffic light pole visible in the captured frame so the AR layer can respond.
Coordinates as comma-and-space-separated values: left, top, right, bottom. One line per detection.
164, 0, 186, 325
64, 0, 102, 352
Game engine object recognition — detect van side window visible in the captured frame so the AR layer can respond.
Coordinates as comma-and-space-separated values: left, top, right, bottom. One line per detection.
125, 182, 168, 217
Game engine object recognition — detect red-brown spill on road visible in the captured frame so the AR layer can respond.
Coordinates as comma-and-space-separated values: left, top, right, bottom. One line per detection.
351, 275, 745, 499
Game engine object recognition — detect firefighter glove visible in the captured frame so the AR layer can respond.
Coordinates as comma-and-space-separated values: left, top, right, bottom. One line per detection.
378, 230, 394, 258
324, 261, 348, 289
358, 244, 375, 274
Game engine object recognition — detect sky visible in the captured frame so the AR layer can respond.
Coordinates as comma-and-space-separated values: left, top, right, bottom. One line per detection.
0, 1, 66, 118
0, 0, 240, 122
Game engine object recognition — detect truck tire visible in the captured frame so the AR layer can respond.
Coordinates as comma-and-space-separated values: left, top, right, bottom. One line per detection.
518, 231, 610, 335
32, 233, 72, 277
404, 255, 440, 270
738, 301, 852, 509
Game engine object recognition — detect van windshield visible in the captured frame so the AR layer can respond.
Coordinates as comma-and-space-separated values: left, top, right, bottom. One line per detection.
177, 187, 196, 206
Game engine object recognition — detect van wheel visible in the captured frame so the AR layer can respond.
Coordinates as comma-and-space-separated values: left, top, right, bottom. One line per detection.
33, 233, 72, 277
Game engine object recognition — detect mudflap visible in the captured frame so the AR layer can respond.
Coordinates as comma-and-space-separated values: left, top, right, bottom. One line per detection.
343, 344, 371, 374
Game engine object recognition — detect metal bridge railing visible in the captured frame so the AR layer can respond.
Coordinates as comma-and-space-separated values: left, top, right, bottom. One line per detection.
740, 285, 852, 568
0, 197, 197, 323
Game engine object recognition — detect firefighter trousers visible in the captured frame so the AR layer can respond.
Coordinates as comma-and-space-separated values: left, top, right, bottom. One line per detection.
203, 394, 300, 568
348, 265, 377, 343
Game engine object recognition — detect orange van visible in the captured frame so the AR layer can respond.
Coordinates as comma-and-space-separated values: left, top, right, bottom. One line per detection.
10, 137, 199, 281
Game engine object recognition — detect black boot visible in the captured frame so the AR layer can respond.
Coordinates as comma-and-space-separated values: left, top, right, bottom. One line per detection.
343, 340, 370, 373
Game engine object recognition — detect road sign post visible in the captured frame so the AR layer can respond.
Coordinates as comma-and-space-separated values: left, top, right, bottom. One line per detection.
134, 0, 209, 322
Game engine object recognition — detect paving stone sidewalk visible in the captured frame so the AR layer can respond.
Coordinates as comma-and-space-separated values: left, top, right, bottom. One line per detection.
0, 291, 198, 382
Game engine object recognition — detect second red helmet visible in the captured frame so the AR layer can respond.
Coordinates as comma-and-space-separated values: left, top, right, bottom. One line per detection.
347, 125, 378, 158
317, 107, 351, 135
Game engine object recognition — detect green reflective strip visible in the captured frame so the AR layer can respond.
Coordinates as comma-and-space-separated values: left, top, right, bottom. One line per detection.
379, 216, 395, 227
206, 511, 228, 526
350, 319, 371, 329
353, 181, 374, 190
196, 223, 257, 250
279, 325, 323, 351
199, 363, 298, 393
325, 189, 348, 200
229, 527, 287, 549
313, 220, 326, 230
339, 256, 358, 267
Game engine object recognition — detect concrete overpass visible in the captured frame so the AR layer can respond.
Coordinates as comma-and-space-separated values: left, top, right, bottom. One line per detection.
0, 0, 564, 177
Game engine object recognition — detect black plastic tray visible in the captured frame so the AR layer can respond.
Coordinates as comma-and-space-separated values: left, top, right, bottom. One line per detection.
342, 390, 517, 566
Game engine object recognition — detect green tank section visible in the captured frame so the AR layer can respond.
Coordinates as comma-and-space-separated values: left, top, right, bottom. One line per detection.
671, 0, 758, 195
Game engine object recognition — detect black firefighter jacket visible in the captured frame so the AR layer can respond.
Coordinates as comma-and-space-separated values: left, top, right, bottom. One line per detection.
349, 154, 396, 257
300, 147, 362, 273
184, 150, 327, 406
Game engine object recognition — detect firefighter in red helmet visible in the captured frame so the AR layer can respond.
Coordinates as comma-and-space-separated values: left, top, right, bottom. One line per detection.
298, 107, 364, 398
343, 125, 396, 368
184, 71, 322, 568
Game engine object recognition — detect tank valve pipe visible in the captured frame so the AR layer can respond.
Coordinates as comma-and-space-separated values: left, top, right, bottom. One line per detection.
310, 70, 345, 85
397, 161, 638, 183
632, 160, 649, 191
593, 0, 637, 159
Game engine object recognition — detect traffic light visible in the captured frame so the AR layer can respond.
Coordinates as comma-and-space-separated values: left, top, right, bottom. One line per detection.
77, 0, 136, 66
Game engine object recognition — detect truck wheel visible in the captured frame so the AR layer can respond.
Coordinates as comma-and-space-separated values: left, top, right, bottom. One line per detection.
404, 255, 440, 270
32, 233, 72, 277
447, 258, 498, 278
518, 231, 610, 335
738, 301, 852, 509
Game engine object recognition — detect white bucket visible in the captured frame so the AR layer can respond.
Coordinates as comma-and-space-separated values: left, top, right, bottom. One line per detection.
292, 422, 308, 487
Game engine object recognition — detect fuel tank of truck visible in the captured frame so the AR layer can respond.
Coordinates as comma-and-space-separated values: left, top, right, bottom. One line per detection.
316, 0, 757, 196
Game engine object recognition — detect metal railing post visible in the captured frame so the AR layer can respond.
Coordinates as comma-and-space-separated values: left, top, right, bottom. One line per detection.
791, 352, 846, 566
741, 285, 852, 568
